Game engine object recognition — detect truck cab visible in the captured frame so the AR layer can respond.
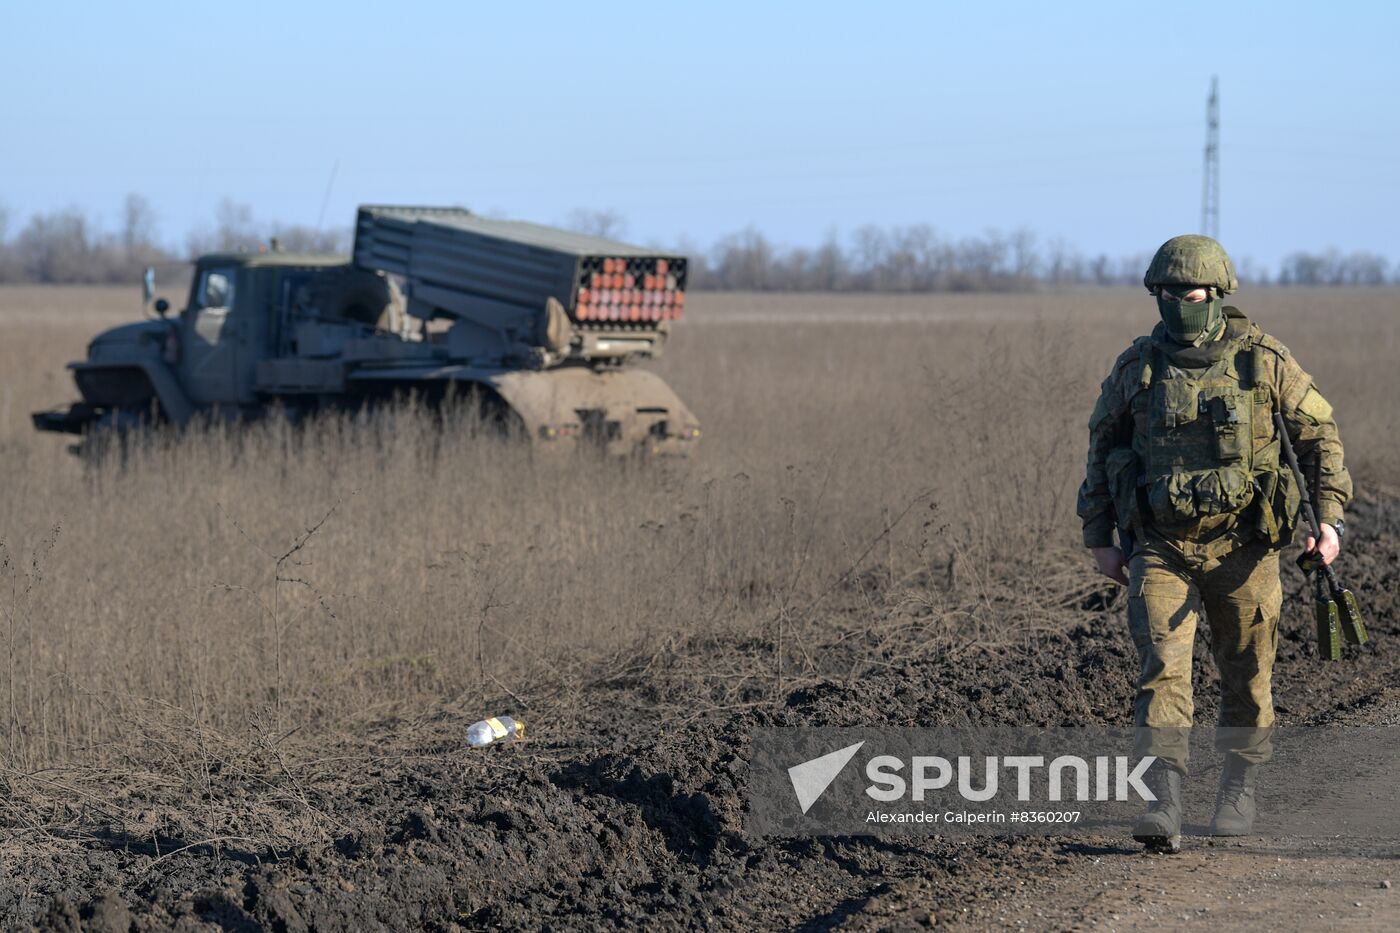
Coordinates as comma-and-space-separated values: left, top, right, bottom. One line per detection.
177, 253, 402, 409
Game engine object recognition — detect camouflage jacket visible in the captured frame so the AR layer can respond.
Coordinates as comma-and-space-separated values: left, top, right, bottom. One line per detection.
1077, 308, 1351, 550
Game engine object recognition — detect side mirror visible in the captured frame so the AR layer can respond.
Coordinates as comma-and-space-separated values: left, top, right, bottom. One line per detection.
154, 298, 170, 316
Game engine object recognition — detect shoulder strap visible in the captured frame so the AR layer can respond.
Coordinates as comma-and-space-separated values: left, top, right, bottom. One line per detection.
1136, 339, 1154, 390
1235, 341, 1257, 391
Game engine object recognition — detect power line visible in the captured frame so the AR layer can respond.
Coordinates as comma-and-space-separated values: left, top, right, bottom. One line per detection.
1202, 77, 1220, 239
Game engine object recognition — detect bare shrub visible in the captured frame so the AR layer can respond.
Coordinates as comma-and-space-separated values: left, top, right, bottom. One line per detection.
0, 285, 1396, 775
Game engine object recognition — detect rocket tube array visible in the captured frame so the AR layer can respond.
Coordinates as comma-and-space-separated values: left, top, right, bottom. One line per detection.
575, 257, 685, 322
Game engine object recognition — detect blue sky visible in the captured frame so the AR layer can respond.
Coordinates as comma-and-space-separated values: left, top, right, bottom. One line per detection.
2, 1, 1395, 267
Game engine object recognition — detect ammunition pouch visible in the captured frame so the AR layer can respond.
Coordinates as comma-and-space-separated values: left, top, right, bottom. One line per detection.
1147, 464, 1255, 525
1139, 345, 1264, 534
1251, 438, 1301, 547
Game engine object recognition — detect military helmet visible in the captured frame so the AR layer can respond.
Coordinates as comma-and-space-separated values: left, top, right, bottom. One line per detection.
1143, 235, 1239, 294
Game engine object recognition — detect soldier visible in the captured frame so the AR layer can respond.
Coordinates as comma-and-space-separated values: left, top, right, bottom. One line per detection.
1077, 235, 1350, 852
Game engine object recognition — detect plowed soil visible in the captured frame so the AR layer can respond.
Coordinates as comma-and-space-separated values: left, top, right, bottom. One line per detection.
8, 488, 1397, 932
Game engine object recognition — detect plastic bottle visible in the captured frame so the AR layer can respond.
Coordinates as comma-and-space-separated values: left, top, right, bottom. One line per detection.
466, 715, 525, 748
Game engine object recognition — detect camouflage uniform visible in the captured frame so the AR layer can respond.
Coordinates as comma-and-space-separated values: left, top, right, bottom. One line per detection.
1078, 306, 1351, 774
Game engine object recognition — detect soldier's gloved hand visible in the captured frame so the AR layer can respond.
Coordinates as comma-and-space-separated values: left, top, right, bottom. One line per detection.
1091, 546, 1129, 586
1304, 523, 1341, 566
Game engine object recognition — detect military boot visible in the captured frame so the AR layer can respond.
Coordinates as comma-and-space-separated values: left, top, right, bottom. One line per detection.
1132, 765, 1183, 853
1209, 757, 1258, 836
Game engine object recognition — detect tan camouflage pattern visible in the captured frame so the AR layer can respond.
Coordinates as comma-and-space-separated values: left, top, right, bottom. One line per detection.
1128, 538, 1280, 772
1079, 308, 1351, 773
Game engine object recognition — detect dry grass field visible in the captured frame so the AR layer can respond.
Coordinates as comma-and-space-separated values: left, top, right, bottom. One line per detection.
1, 284, 1398, 927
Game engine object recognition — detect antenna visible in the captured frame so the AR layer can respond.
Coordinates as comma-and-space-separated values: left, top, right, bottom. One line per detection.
1201, 77, 1220, 239
316, 159, 340, 233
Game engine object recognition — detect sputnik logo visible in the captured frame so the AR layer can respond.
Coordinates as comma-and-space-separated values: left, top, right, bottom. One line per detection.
788, 741, 865, 814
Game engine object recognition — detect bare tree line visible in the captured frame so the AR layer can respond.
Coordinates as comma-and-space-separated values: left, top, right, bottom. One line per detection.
680, 226, 1397, 291
0, 197, 1394, 290
1274, 249, 1393, 286
0, 196, 348, 285
689, 225, 1152, 291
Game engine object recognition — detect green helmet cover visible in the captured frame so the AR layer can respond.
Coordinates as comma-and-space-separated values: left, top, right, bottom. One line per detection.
1143, 235, 1239, 293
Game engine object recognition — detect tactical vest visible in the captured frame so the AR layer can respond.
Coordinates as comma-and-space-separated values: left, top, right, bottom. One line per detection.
1105, 326, 1300, 552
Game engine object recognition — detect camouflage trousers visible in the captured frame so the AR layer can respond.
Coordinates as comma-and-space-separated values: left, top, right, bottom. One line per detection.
1126, 536, 1281, 774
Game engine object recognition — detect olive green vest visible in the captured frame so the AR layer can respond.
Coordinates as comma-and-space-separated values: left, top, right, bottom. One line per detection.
1106, 314, 1300, 552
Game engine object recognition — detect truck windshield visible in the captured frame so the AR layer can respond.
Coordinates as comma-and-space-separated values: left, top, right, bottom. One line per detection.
197, 269, 234, 310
